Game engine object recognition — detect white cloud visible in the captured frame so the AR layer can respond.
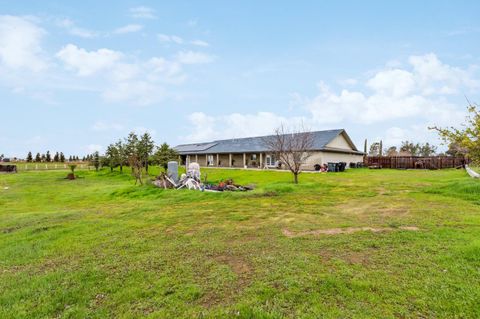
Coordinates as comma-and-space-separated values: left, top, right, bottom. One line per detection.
182, 111, 306, 143
147, 57, 184, 83
91, 121, 124, 131
175, 50, 214, 64
182, 112, 217, 142
0, 15, 47, 72
191, 40, 209, 47
305, 82, 461, 125
302, 54, 475, 125
366, 69, 415, 97
56, 44, 123, 76
54, 42, 211, 105
113, 24, 143, 34
409, 53, 480, 95
158, 33, 184, 44
129, 6, 156, 19
56, 18, 98, 38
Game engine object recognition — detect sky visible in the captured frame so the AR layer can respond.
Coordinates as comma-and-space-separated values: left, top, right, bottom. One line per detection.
1, 0, 480, 158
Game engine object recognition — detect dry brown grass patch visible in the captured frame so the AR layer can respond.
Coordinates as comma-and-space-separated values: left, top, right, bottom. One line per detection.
283, 226, 419, 237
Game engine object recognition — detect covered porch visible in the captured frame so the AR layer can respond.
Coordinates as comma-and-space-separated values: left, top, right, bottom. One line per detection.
182, 152, 279, 169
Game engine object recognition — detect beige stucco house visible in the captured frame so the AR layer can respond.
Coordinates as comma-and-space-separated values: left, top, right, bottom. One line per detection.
174, 129, 365, 170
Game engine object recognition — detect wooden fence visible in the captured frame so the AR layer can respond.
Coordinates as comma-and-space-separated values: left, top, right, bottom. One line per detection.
365, 156, 468, 169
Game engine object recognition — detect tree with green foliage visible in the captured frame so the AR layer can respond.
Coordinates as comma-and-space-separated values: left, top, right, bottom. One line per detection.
445, 142, 467, 157
26, 151, 33, 162
154, 142, 179, 171
399, 141, 420, 156
35, 153, 41, 162
115, 140, 127, 172
105, 144, 120, 172
431, 103, 480, 164
139, 132, 155, 173
90, 151, 100, 171
418, 142, 437, 157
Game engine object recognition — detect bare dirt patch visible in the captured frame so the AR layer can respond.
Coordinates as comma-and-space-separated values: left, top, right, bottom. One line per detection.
215, 255, 251, 276
200, 254, 253, 308
283, 226, 419, 237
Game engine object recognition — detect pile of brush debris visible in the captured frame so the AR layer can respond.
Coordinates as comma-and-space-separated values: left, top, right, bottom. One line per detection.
152, 162, 254, 192
203, 178, 254, 192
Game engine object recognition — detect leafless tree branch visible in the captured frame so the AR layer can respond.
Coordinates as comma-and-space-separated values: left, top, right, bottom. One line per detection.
262, 123, 314, 184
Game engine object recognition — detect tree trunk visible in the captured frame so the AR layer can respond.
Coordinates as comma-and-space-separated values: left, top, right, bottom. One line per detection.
293, 172, 298, 184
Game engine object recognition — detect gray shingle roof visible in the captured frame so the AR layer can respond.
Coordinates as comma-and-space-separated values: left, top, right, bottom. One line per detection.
175, 129, 363, 155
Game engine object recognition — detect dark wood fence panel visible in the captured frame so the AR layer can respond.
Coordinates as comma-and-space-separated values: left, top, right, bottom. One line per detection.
365, 156, 468, 169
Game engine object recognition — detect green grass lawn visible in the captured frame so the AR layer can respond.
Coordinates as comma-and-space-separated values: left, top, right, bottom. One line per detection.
1, 168, 480, 318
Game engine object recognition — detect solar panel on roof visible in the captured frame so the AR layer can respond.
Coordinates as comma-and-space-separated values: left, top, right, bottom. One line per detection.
174, 142, 217, 152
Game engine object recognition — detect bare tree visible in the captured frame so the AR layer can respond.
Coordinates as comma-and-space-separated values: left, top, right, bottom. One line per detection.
263, 124, 315, 184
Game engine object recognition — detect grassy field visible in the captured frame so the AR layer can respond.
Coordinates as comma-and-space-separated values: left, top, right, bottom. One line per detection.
1, 167, 480, 318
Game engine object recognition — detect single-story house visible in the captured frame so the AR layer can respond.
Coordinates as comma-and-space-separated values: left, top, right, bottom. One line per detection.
174, 129, 365, 170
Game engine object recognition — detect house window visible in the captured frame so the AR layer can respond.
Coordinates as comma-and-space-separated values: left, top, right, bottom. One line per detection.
207, 155, 214, 166
266, 154, 276, 166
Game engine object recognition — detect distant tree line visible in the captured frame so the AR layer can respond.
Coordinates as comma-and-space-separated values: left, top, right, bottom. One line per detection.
368, 140, 438, 157
25, 151, 86, 163
22, 132, 178, 183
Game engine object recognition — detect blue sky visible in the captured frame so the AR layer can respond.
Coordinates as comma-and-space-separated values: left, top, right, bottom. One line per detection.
1, 0, 480, 157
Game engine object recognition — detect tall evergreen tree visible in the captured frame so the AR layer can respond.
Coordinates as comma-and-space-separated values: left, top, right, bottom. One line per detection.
26, 151, 33, 162
154, 143, 179, 171
139, 132, 155, 173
